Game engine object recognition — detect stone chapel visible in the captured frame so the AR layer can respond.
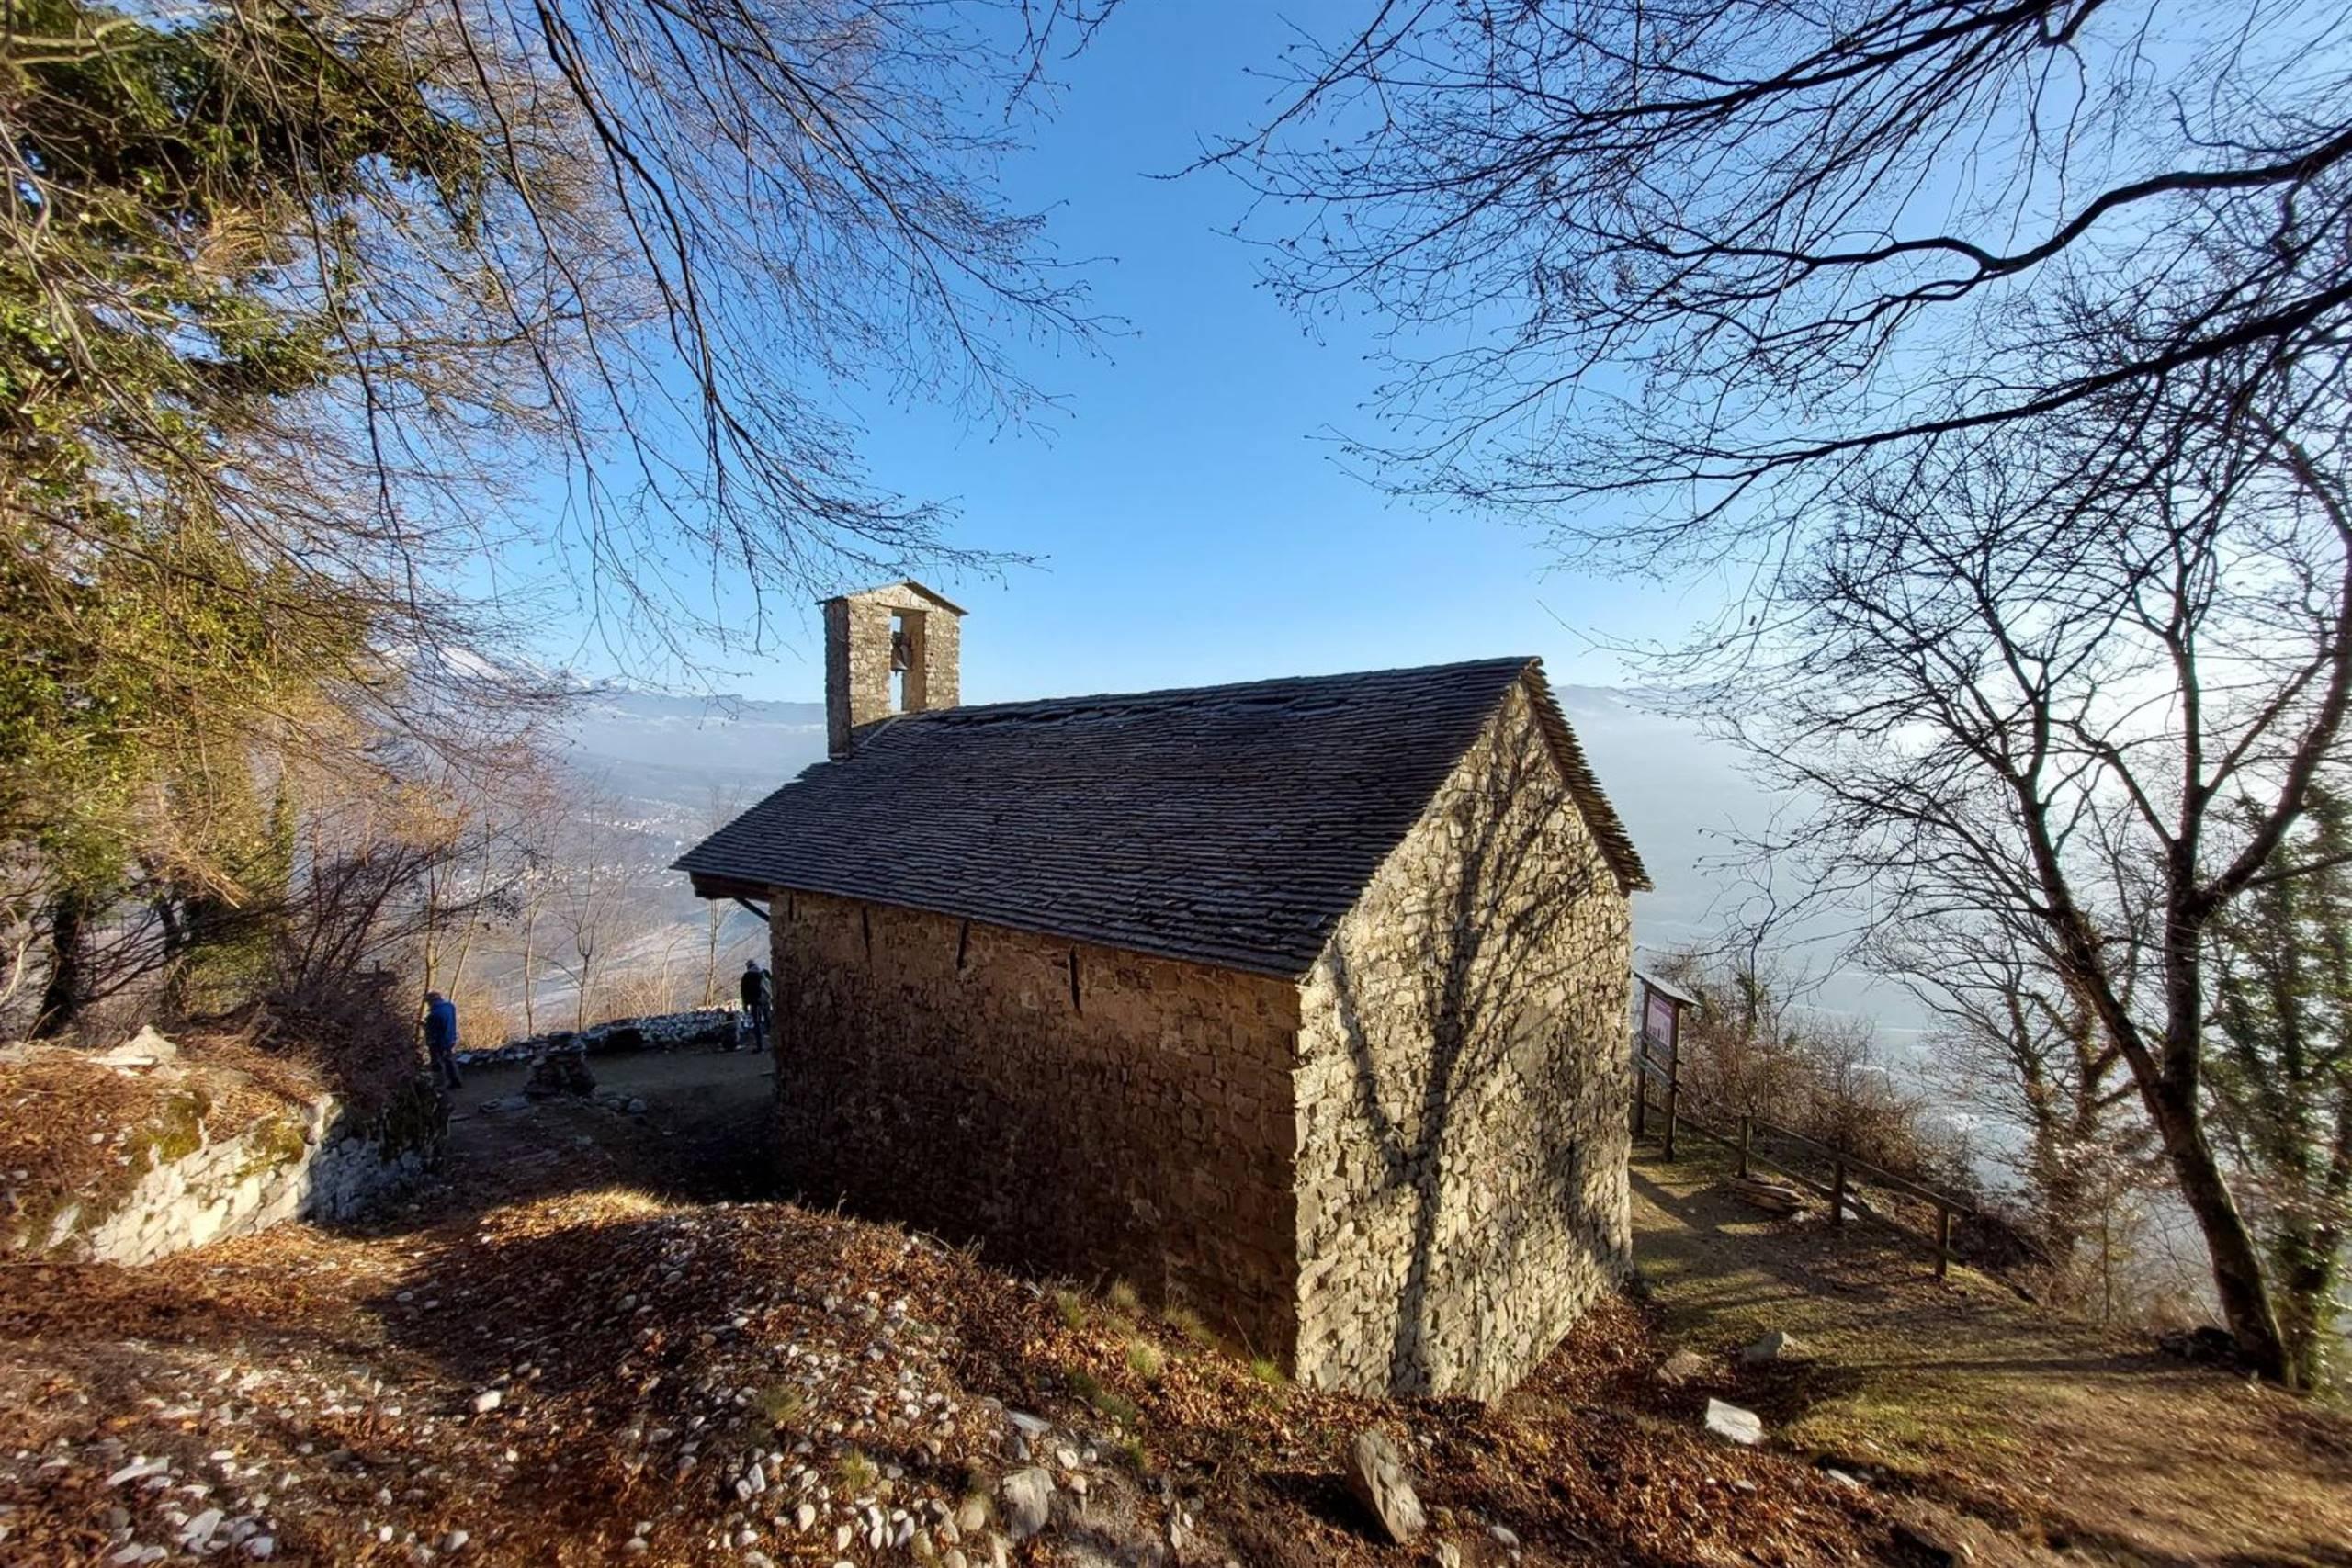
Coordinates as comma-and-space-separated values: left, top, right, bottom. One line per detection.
675, 581, 1649, 1398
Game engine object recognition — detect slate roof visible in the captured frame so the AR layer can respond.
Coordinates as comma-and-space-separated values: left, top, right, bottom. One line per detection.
674, 658, 1648, 978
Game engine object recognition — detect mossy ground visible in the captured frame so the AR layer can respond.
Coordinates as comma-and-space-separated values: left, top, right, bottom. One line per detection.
1, 1039, 322, 1257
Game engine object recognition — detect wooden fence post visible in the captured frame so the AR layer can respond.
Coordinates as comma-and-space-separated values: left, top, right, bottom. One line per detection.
1663, 1051, 1679, 1162
1736, 1114, 1752, 1179
1935, 1202, 1953, 1280
1829, 1157, 1847, 1229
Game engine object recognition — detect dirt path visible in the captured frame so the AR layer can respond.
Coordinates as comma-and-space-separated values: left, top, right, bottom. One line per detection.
1630, 1145, 2352, 1567
443, 1045, 779, 1203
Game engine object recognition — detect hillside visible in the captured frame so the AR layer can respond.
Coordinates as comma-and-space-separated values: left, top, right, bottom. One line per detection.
6, 1045, 2344, 1567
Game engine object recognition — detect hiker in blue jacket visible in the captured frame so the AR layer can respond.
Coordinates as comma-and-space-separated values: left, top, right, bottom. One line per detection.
423, 990, 462, 1089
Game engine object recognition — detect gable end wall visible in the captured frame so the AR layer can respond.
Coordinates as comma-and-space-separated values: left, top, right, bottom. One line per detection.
1292, 680, 1634, 1398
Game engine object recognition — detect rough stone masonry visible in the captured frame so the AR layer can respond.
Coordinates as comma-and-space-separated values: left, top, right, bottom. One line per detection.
680, 583, 1646, 1398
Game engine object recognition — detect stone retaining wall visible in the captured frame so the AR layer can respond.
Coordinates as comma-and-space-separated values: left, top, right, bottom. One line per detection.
457, 1007, 741, 1067
73, 1085, 439, 1266
7, 1039, 446, 1268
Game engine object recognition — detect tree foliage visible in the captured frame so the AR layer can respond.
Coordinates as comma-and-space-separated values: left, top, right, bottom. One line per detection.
2211, 784, 2352, 1389
2, 0, 1102, 1027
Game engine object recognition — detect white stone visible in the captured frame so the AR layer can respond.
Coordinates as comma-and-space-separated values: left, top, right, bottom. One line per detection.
1345, 1428, 1424, 1544
1000, 1468, 1053, 1540
1704, 1399, 1765, 1447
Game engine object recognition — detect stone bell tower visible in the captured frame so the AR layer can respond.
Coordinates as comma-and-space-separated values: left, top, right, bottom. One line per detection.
822, 581, 966, 760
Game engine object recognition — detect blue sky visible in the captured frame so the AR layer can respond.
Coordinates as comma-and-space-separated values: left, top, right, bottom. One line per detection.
560, 1, 1695, 707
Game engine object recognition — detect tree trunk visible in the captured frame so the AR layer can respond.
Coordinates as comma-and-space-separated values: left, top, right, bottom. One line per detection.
2272, 1220, 2341, 1391
31, 889, 85, 1038
519, 916, 537, 1035
2147, 1074, 2292, 1383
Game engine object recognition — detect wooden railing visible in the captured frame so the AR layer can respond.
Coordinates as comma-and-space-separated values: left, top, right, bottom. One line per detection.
1633, 1051, 1973, 1280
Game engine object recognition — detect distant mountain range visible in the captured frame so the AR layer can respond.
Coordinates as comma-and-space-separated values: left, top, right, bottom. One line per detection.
556, 684, 829, 815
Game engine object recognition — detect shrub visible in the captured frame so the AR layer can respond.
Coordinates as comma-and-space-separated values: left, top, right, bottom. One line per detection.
1161, 1303, 1213, 1347
1651, 947, 1971, 1194
1067, 1369, 1140, 1427
759, 1382, 805, 1428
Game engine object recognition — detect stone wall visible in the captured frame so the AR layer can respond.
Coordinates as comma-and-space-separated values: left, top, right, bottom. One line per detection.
458, 1006, 741, 1067
769, 894, 1302, 1359
74, 1089, 438, 1265
11, 1053, 444, 1268
1292, 682, 1634, 1398
825, 585, 963, 758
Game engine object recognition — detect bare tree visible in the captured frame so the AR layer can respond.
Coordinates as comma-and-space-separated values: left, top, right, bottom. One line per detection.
1875, 911, 2153, 1305
701, 784, 748, 1008
1710, 338, 2352, 1382
7, 0, 1111, 653
510, 863, 547, 1038
542, 787, 641, 1032
403, 743, 566, 1031
1225, 1, 2352, 558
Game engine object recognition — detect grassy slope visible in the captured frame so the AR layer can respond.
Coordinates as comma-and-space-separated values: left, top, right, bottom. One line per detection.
1630, 1145, 2352, 1566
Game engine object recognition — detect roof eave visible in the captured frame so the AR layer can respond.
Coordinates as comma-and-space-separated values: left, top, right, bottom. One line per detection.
682, 869, 1320, 981
1516, 661, 1654, 894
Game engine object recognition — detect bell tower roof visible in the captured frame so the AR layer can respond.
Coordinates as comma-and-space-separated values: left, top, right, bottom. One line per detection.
819, 579, 967, 616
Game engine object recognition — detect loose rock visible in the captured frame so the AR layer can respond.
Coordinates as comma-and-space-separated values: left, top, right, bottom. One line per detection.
1345, 1428, 1426, 1544
1704, 1398, 1765, 1447
1000, 1467, 1054, 1540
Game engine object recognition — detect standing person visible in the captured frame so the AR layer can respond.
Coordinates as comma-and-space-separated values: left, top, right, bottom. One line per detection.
738, 959, 772, 1053
423, 989, 462, 1089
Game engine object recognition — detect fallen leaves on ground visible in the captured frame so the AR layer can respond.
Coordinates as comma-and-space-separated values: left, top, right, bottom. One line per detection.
0, 1147, 1936, 1568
